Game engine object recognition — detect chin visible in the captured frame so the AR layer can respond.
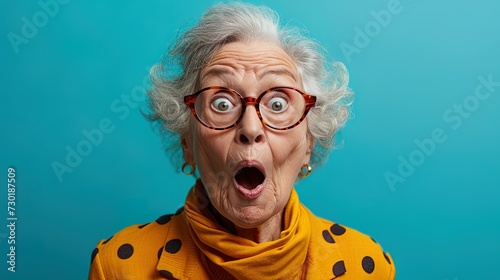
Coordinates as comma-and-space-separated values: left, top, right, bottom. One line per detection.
229, 198, 280, 227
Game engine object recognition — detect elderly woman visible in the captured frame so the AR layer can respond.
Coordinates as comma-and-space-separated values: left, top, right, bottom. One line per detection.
89, 3, 395, 280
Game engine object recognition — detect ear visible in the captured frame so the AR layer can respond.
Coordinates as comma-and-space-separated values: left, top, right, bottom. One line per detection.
304, 133, 314, 163
181, 135, 194, 164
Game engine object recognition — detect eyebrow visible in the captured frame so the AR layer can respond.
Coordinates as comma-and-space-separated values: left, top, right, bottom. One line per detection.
201, 68, 235, 86
202, 68, 234, 80
258, 69, 298, 82
202, 67, 298, 84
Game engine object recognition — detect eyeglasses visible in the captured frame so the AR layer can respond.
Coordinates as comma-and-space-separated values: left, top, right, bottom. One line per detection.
184, 86, 316, 130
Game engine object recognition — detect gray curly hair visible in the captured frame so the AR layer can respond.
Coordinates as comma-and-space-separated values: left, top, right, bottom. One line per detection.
147, 2, 353, 171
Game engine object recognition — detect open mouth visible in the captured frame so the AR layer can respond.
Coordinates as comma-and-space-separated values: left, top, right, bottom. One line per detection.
235, 167, 265, 190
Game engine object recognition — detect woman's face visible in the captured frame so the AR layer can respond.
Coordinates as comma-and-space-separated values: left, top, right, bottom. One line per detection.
182, 40, 313, 229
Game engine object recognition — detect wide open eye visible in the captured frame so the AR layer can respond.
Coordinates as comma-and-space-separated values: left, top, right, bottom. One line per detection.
211, 96, 235, 112
266, 96, 288, 112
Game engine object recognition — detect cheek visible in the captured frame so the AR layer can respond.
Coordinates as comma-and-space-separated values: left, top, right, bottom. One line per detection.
268, 128, 309, 163
192, 129, 235, 209
193, 127, 232, 172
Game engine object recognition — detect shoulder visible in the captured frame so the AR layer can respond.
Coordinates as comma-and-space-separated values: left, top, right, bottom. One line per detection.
310, 215, 396, 279
88, 211, 182, 280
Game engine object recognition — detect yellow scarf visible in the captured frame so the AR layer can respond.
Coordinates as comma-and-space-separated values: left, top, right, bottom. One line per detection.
154, 180, 394, 279
184, 180, 310, 280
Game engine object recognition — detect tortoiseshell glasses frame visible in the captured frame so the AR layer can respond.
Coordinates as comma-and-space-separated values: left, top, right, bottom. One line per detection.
184, 86, 317, 130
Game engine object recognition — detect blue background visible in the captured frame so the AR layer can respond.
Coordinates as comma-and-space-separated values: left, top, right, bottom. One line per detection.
1, 0, 499, 279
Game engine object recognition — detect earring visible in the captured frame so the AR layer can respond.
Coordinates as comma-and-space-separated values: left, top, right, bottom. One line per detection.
182, 162, 195, 176
298, 163, 312, 178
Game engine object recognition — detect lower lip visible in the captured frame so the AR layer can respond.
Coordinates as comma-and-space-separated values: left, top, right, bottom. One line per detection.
234, 181, 265, 199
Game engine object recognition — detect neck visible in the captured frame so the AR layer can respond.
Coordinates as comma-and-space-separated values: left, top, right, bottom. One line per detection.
211, 205, 284, 243
234, 212, 284, 243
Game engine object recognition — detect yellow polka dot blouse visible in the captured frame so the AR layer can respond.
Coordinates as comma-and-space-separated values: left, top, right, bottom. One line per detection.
89, 181, 395, 279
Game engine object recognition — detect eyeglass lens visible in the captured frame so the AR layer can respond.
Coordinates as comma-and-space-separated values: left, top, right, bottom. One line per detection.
193, 88, 306, 129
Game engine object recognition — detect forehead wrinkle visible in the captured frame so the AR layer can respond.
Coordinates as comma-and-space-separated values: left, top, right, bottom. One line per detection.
201, 68, 237, 86
202, 67, 297, 88
201, 42, 300, 88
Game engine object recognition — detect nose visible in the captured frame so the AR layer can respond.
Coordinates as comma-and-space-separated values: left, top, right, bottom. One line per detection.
236, 105, 265, 144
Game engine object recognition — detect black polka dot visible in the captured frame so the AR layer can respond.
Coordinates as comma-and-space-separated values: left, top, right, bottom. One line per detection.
157, 247, 163, 259
138, 223, 150, 229
165, 239, 182, 254
159, 270, 173, 278
117, 243, 134, 259
91, 248, 98, 263
330, 224, 346, 236
175, 207, 184, 215
362, 256, 375, 274
383, 252, 392, 264
332, 260, 346, 277
103, 235, 113, 244
156, 214, 172, 225
322, 230, 335, 243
